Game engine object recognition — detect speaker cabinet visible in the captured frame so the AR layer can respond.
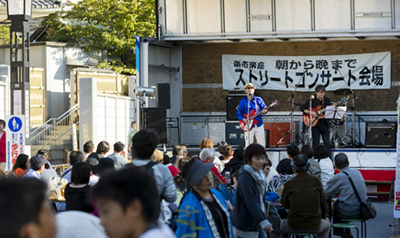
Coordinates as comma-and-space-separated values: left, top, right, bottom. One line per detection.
225, 121, 245, 146
226, 95, 246, 120
141, 107, 167, 143
157, 83, 171, 109
365, 122, 396, 148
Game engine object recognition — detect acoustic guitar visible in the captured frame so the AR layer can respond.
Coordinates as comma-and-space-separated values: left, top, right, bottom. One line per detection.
302, 96, 349, 127
239, 100, 279, 132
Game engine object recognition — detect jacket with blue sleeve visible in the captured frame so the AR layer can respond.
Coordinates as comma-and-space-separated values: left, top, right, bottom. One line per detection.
236, 96, 266, 127
233, 168, 272, 238
175, 189, 234, 238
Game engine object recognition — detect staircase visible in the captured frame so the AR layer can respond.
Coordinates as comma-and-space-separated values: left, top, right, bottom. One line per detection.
30, 104, 79, 164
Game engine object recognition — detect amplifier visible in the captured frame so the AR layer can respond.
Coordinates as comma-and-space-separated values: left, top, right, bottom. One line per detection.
225, 122, 245, 146
365, 122, 396, 148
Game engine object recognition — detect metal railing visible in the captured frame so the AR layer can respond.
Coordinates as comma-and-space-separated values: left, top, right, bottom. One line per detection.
30, 104, 80, 153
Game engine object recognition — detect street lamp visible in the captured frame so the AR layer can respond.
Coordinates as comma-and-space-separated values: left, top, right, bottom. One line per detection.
7, 0, 32, 140
7, 0, 32, 21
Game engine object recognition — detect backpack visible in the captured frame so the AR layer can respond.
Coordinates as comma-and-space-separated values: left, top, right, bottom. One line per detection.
141, 161, 158, 177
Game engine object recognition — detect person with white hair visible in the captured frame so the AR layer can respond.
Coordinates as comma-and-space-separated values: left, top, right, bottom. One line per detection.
199, 148, 226, 184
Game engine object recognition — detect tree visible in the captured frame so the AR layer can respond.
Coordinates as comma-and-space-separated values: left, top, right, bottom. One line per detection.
0, 26, 10, 45
43, 0, 156, 69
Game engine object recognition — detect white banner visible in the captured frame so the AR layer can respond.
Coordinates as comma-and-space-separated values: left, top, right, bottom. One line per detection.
222, 52, 391, 91
5, 115, 25, 171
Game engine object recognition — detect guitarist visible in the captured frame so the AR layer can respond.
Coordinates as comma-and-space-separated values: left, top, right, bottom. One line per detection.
301, 84, 333, 157
236, 83, 267, 148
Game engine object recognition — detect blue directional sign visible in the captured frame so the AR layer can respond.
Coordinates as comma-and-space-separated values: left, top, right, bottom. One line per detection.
8, 117, 22, 132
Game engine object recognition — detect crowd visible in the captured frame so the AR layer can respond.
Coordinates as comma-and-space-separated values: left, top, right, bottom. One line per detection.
0, 118, 370, 238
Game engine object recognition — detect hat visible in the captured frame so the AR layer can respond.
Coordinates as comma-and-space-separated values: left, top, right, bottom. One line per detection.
30, 154, 48, 170
243, 82, 256, 89
184, 159, 214, 186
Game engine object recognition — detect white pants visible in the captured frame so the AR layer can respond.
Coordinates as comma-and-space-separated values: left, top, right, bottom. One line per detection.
245, 124, 266, 148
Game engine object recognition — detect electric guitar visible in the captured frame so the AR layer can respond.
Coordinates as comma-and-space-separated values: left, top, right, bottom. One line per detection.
302, 96, 349, 127
239, 100, 279, 132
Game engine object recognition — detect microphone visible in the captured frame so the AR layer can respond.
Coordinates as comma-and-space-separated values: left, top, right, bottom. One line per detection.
248, 93, 253, 100
310, 95, 314, 99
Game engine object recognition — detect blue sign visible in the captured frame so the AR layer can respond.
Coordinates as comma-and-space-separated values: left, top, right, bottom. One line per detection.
8, 117, 22, 132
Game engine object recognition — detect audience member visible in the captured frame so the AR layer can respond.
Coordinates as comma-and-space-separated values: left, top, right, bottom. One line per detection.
0, 119, 6, 170
223, 147, 245, 175
61, 151, 84, 183
83, 140, 95, 161
131, 129, 177, 225
171, 145, 184, 168
176, 159, 233, 238
163, 153, 179, 177
300, 144, 321, 179
108, 141, 128, 169
86, 157, 100, 186
325, 153, 368, 237
263, 158, 281, 202
286, 143, 299, 160
267, 158, 295, 194
56, 211, 108, 238
93, 158, 116, 177
151, 149, 164, 163
37, 149, 59, 185
0, 178, 57, 238
88, 141, 110, 160
24, 154, 47, 179
233, 143, 273, 238
314, 144, 334, 189
179, 144, 188, 158
199, 148, 226, 184
11, 153, 30, 177
65, 162, 93, 213
280, 154, 330, 238
218, 141, 234, 169
263, 156, 279, 186
200, 138, 223, 173
127, 120, 137, 158
91, 166, 175, 238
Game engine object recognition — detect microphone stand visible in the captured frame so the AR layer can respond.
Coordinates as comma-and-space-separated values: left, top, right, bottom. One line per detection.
336, 69, 361, 147
308, 95, 313, 147
247, 94, 251, 147
286, 70, 306, 143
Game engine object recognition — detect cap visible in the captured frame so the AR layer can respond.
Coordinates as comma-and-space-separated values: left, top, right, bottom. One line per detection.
184, 159, 214, 186
243, 82, 256, 89
30, 154, 48, 170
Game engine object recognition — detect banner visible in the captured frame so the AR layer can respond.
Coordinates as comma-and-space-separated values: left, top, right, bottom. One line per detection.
222, 52, 391, 91
5, 115, 25, 171
395, 95, 400, 218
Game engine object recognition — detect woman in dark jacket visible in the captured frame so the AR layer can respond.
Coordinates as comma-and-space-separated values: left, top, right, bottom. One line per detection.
233, 144, 273, 238
65, 162, 93, 213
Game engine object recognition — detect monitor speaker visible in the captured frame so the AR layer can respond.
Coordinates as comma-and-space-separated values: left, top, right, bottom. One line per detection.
141, 107, 167, 143
157, 83, 170, 109
365, 122, 396, 148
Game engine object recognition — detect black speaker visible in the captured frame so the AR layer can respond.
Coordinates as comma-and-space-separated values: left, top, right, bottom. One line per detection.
141, 107, 167, 143
225, 122, 245, 146
157, 83, 171, 109
226, 95, 246, 120
365, 122, 396, 148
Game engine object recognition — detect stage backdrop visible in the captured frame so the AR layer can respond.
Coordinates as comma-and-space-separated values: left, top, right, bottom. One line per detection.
222, 52, 391, 91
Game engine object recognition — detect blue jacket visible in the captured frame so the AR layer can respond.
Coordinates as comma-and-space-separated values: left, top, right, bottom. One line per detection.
236, 96, 266, 127
233, 168, 272, 238
175, 189, 234, 238
216, 183, 235, 205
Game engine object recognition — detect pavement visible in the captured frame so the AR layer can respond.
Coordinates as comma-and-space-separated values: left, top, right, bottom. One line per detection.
330, 201, 396, 238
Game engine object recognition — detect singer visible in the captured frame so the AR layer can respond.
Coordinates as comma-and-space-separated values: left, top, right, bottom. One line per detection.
237, 83, 268, 148
301, 84, 332, 157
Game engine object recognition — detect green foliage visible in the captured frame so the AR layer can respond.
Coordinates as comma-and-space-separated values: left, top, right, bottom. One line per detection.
0, 25, 10, 45
43, 0, 156, 69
